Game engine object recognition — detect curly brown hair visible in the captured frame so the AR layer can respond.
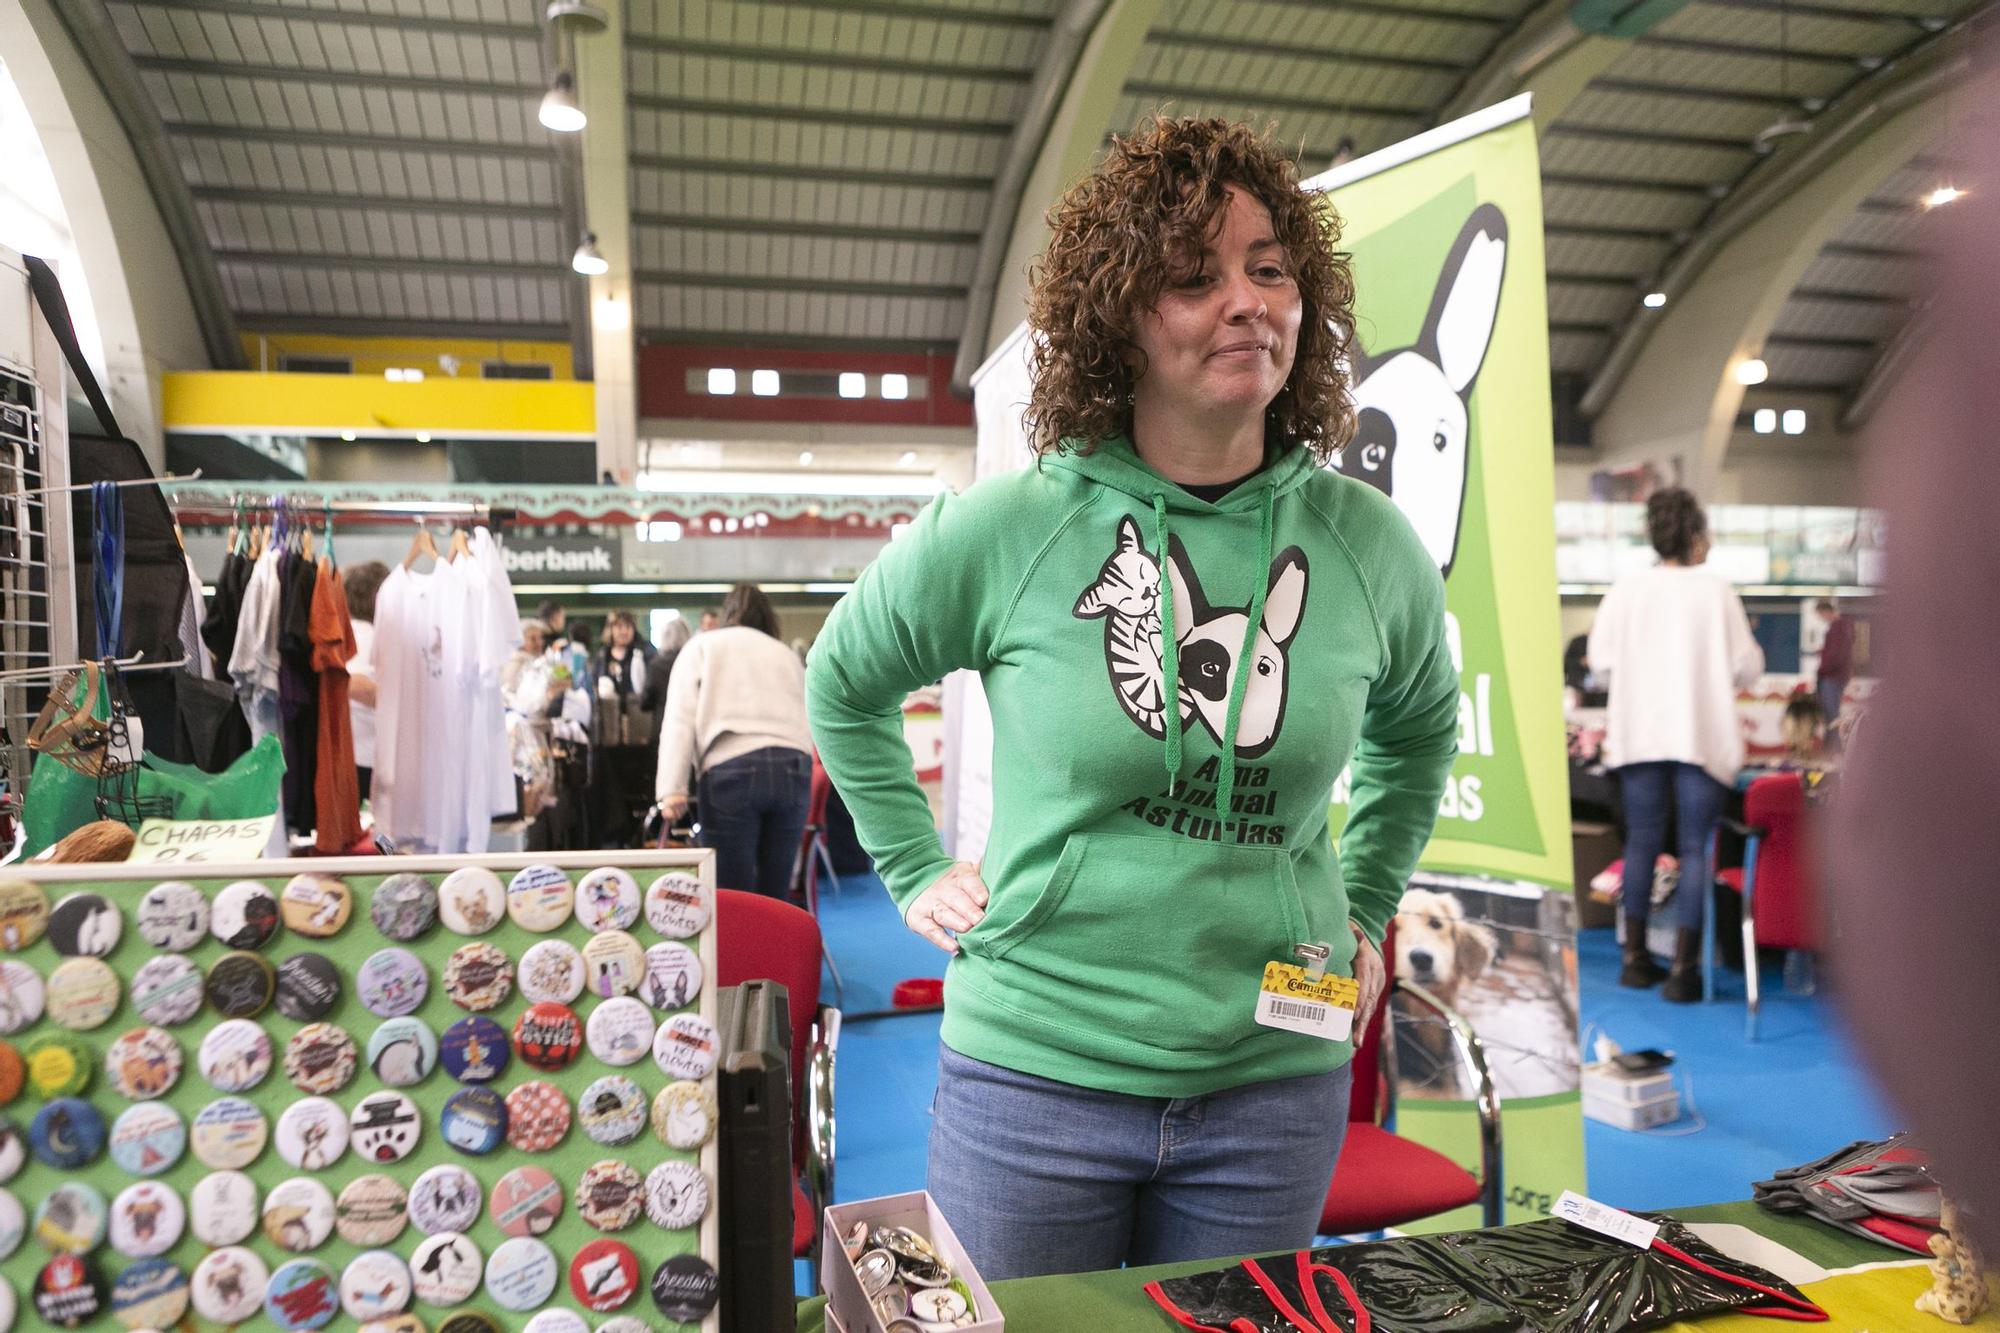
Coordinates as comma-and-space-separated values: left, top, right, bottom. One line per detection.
1024, 116, 1357, 462
1646, 487, 1708, 562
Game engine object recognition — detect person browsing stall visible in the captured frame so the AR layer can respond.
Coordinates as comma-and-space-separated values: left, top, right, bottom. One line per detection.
807, 118, 1460, 1280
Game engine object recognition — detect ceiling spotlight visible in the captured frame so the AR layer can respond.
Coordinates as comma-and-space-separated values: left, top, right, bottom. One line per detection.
1734, 357, 1770, 386
837, 372, 865, 399
881, 373, 909, 401
1782, 408, 1807, 435
751, 369, 779, 397
1752, 408, 1777, 434
1642, 291, 1666, 309
1922, 184, 1965, 209
898, 451, 919, 467
798, 450, 814, 466
539, 71, 586, 133
545, 1, 608, 33
1753, 117, 1813, 152
415, 432, 431, 443
571, 231, 608, 276
1328, 136, 1357, 170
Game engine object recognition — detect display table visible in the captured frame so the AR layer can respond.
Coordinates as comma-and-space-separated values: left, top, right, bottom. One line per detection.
796, 1200, 1994, 1332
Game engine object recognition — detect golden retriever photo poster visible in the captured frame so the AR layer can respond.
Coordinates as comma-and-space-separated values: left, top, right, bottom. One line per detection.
1313, 101, 1582, 1227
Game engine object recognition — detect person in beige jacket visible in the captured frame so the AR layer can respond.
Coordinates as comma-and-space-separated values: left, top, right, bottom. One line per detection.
655, 583, 814, 897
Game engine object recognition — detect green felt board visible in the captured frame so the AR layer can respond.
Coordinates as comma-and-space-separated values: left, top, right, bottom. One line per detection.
0, 852, 720, 1333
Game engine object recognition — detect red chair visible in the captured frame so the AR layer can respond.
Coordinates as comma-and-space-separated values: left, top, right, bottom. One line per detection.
1719, 772, 1819, 1040
715, 889, 841, 1282
1320, 920, 1503, 1234
791, 754, 846, 1003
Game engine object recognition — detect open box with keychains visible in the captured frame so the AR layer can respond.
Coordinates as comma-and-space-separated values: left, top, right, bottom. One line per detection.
821, 1191, 1000, 1332
0, 850, 721, 1333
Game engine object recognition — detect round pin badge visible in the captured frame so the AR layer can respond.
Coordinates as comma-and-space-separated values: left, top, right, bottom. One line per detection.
274, 1097, 350, 1170
350, 1091, 422, 1164
650, 1254, 719, 1323
335, 1175, 408, 1247
280, 874, 352, 938
485, 1236, 559, 1312
109, 1256, 188, 1330
46, 893, 121, 958
284, 1023, 358, 1095
439, 1313, 501, 1333
443, 942, 513, 1011
581, 931, 646, 998
263, 1259, 339, 1331
192, 1247, 268, 1324
130, 955, 202, 1027
0, 1042, 22, 1104
211, 880, 281, 950
108, 1180, 183, 1258
0, 1188, 22, 1259
190, 1171, 259, 1246
507, 864, 574, 932
340, 1250, 412, 1321
640, 941, 703, 1011
645, 872, 709, 939
596, 1316, 650, 1333
0, 963, 44, 1035
262, 1177, 335, 1253
0, 1120, 21, 1181
191, 1096, 267, 1169
573, 1161, 643, 1232
0, 1280, 15, 1333
644, 1161, 709, 1231
439, 1087, 507, 1156
578, 1075, 645, 1147
105, 1026, 182, 1101
575, 868, 641, 933
367, 1017, 437, 1087
652, 1013, 719, 1080
408, 1165, 481, 1236
34, 1253, 106, 1328
439, 1015, 510, 1083
363, 1314, 430, 1333
29, 1098, 103, 1168
0, 882, 49, 952
44, 958, 119, 1031
276, 953, 342, 1022
437, 867, 505, 935
488, 1166, 562, 1238
109, 1102, 185, 1176
357, 948, 428, 1019
198, 1018, 273, 1092
513, 1002, 583, 1073
504, 1080, 571, 1153
371, 874, 440, 941
518, 938, 586, 1005
585, 997, 654, 1068
33, 1182, 108, 1253
528, 1308, 593, 1333
568, 1240, 641, 1314
136, 881, 207, 952
408, 1232, 482, 1307
25, 1035, 92, 1098
206, 950, 276, 1019
653, 1079, 718, 1150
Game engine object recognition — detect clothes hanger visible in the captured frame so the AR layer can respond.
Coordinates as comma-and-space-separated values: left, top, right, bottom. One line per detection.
403, 518, 440, 570
447, 524, 472, 562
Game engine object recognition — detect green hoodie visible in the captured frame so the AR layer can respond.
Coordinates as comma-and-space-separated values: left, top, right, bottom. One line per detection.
807, 436, 1460, 1097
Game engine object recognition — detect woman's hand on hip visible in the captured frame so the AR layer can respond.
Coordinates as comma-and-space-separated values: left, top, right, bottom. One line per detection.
906, 862, 989, 955
1350, 922, 1386, 1040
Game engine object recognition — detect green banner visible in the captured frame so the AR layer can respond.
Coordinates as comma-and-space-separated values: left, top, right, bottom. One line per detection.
1315, 99, 1584, 1228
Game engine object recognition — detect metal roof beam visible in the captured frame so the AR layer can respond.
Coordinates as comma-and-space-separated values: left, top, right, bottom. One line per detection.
1790, 285, 1912, 305
1633, 34, 1874, 65
632, 213, 981, 245
1433, 0, 1618, 127
169, 122, 549, 159
237, 314, 569, 341
636, 330, 957, 355
625, 93, 1013, 136
1542, 171, 1717, 198
1544, 123, 1760, 151
1841, 304, 1932, 429
624, 34, 1033, 82
131, 55, 541, 98
1820, 239, 1917, 260
1121, 80, 1432, 120
1584, 76, 1812, 108
1237, 0, 1505, 26
637, 271, 967, 301
1143, 31, 1472, 76
691, 0, 1051, 31
116, 0, 539, 41
1695, 0, 1949, 30
51, 0, 242, 367
629, 154, 992, 192
192, 186, 563, 219
213, 249, 561, 278
1763, 333, 1879, 350
1546, 221, 1679, 241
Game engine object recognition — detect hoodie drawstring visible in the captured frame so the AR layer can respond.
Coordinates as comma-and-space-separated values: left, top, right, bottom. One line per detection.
1151, 493, 1183, 783
1152, 485, 1277, 824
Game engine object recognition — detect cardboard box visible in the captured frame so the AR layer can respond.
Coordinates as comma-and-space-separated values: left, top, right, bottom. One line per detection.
1584, 1088, 1681, 1130
822, 1191, 1002, 1332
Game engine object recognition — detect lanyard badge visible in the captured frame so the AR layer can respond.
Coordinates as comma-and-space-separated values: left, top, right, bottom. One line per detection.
1254, 941, 1358, 1042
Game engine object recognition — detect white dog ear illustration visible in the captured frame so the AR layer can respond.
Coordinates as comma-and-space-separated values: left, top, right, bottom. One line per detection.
1336, 202, 1508, 579
1162, 537, 1308, 759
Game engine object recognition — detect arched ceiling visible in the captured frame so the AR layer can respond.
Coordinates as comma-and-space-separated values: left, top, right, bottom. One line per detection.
86, 0, 1990, 418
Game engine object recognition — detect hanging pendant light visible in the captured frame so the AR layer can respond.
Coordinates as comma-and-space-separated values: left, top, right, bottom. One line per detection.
539, 71, 586, 132
571, 231, 609, 276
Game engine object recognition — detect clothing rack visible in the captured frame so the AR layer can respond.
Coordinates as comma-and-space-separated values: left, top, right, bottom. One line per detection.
10, 468, 203, 502
0, 649, 189, 684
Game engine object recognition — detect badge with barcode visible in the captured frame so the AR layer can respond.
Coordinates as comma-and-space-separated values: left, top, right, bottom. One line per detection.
1253, 962, 1359, 1041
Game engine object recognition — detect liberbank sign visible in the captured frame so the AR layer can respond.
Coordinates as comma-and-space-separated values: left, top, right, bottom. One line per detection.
501, 535, 620, 580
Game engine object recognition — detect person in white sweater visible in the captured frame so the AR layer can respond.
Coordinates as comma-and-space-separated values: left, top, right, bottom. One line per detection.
1588, 488, 1764, 1002
655, 584, 814, 897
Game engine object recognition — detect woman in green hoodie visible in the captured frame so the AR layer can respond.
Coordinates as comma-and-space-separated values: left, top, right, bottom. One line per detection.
808, 118, 1461, 1279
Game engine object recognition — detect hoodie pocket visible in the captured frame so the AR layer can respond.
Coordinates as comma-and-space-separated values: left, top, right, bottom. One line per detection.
978, 832, 1313, 1054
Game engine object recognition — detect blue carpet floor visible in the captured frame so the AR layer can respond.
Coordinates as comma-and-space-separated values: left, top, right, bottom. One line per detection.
803, 873, 1902, 1288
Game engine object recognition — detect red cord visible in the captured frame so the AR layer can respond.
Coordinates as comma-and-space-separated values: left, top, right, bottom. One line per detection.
1301, 1253, 1372, 1333
1242, 1258, 1322, 1333
1652, 1239, 1828, 1321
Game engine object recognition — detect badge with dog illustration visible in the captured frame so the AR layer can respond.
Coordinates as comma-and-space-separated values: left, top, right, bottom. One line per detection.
640, 941, 702, 1011
261, 1177, 335, 1253
34, 1182, 107, 1253
408, 1165, 481, 1236
108, 1181, 183, 1258
279, 875, 352, 938
574, 868, 640, 932
350, 1092, 422, 1164
274, 1097, 349, 1170
189, 1171, 258, 1247
0, 882, 48, 952
192, 1246, 268, 1325
437, 868, 504, 936
106, 1026, 182, 1100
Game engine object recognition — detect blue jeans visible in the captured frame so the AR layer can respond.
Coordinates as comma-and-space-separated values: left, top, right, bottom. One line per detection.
1816, 678, 1844, 727
696, 747, 811, 898
1619, 761, 1727, 931
928, 1044, 1353, 1281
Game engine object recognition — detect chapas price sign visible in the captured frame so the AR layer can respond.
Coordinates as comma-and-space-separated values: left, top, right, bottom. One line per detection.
128, 815, 276, 864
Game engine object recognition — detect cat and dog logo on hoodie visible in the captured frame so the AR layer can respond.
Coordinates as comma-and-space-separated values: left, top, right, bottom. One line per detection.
1073, 514, 1308, 760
